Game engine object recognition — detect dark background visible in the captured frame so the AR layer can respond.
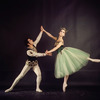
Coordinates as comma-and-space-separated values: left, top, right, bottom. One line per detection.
0, 0, 100, 90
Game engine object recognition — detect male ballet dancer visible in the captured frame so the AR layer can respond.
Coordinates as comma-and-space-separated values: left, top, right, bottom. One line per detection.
5, 27, 51, 93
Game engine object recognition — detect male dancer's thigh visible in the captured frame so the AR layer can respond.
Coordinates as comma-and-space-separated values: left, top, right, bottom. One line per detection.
19, 61, 31, 77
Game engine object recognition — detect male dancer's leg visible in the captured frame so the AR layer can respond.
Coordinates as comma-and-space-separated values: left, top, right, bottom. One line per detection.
33, 64, 42, 92
5, 62, 31, 92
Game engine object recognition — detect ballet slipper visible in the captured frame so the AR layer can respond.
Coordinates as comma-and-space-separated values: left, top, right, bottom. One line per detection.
5, 88, 13, 93
36, 88, 42, 92
63, 83, 67, 92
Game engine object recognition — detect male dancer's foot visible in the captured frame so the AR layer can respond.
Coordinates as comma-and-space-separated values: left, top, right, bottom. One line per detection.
36, 88, 42, 92
5, 88, 13, 93
63, 83, 67, 92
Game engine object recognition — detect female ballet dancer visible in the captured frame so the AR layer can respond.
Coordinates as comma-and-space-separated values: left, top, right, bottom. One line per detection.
41, 26, 100, 92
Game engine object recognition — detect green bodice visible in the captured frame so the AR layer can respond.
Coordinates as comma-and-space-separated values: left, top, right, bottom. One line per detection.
57, 46, 64, 53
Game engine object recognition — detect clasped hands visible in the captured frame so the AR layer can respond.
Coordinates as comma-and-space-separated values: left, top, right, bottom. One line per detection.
45, 50, 52, 56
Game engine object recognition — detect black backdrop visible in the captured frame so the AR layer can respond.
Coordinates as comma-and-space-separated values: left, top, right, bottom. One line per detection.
0, 0, 100, 89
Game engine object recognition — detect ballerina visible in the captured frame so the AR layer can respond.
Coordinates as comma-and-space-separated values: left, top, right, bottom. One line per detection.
41, 26, 100, 92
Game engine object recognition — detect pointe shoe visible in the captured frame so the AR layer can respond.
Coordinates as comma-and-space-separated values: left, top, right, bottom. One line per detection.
5, 88, 13, 93
63, 83, 67, 92
36, 88, 42, 92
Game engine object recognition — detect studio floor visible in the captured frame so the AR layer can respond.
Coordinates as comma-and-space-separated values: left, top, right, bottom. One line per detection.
0, 85, 100, 100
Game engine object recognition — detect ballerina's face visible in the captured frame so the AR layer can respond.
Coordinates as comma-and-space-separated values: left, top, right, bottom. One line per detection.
59, 29, 65, 37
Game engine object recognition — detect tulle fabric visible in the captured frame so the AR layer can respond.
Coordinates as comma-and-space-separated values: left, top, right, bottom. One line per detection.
55, 47, 90, 78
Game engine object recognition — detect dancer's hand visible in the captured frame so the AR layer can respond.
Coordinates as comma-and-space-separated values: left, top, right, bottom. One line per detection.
45, 50, 52, 56
47, 53, 52, 56
41, 26, 44, 32
45, 50, 49, 54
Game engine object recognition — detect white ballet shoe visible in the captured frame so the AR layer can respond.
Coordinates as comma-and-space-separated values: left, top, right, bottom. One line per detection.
63, 83, 67, 92
5, 88, 13, 93
36, 88, 42, 92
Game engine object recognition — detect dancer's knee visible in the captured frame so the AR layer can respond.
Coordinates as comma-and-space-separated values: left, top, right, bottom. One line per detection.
37, 73, 42, 80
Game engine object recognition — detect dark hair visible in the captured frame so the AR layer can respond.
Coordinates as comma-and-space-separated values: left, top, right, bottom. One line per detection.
24, 33, 32, 47
60, 27, 68, 33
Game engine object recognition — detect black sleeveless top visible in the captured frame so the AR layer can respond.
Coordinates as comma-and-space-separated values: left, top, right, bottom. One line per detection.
27, 45, 37, 61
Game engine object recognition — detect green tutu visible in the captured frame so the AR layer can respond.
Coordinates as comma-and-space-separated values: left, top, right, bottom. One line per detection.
55, 46, 90, 78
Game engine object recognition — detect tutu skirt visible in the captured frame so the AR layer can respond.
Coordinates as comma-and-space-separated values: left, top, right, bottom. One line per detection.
55, 47, 90, 78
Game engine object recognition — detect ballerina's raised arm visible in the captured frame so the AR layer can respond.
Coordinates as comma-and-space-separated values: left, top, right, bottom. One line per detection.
41, 26, 57, 41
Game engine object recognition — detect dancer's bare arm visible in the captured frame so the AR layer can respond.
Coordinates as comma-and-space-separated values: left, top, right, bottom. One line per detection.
41, 26, 57, 41
45, 42, 63, 54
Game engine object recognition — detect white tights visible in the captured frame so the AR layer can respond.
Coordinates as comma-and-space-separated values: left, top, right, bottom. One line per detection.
5, 61, 42, 92
63, 57, 100, 92
87, 57, 100, 62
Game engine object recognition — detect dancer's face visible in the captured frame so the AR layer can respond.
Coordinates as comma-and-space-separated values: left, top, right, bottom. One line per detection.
27, 39, 34, 45
59, 29, 65, 37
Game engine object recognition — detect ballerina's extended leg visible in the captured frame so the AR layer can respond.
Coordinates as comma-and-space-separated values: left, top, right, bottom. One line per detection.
87, 57, 100, 63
